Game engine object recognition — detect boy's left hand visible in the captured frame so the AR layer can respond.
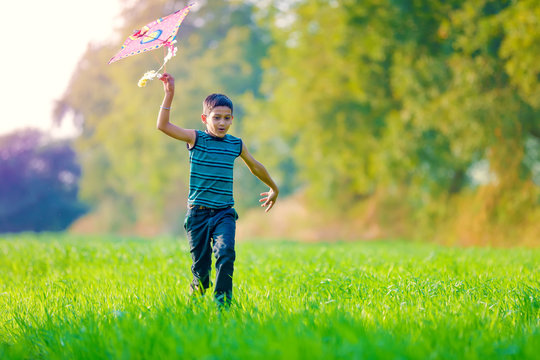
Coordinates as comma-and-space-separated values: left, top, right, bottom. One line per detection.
259, 189, 278, 212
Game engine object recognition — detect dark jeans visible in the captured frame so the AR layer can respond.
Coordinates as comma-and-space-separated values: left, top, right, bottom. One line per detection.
184, 207, 238, 302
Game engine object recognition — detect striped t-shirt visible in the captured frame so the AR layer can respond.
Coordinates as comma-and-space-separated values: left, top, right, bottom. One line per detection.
187, 130, 243, 209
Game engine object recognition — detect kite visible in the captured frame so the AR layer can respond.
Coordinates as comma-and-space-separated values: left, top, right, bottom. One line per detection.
108, 4, 194, 87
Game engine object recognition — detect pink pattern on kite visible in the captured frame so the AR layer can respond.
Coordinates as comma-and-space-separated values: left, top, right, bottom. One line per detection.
108, 4, 193, 64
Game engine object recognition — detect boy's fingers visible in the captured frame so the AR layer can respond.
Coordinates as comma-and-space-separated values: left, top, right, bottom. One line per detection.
259, 191, 276, 209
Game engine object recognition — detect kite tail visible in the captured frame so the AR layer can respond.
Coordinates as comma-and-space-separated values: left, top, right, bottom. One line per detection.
137, 42, 178, 87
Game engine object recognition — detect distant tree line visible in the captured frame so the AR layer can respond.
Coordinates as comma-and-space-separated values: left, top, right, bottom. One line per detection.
0, 130, 88, 233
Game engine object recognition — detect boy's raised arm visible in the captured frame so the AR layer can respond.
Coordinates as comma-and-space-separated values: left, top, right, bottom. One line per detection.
157, 73, 196, 145
240, 143, 279, 212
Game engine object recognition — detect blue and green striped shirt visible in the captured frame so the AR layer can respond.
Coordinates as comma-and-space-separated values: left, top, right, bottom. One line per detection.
187, 130, 243, 209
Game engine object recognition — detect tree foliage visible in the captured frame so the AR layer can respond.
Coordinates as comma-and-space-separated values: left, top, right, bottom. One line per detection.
245, 0, 539, 243
0, 130, 88, 232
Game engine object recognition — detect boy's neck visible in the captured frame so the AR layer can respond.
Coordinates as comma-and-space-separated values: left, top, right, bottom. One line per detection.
205, 130, 226, 140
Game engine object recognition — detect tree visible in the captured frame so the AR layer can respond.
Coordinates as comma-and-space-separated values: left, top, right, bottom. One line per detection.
0, 130, 88, 232
246, 0, 539, 243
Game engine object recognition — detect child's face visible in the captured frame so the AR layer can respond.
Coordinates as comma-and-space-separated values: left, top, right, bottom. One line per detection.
202, 106, 233, 138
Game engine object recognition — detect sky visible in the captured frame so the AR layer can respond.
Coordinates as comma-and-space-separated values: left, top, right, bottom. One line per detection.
0, 0, 124, 138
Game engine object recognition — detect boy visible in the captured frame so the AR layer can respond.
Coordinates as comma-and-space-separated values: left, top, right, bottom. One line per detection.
157, 73, 279, 306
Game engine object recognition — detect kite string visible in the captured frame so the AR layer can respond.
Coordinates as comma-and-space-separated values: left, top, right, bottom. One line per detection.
149, 43, 172, 73
163, 46, 167, 74
151, 49, 162, 66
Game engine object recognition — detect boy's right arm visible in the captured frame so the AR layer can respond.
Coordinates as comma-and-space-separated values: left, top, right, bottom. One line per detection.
156, 73, 196, 146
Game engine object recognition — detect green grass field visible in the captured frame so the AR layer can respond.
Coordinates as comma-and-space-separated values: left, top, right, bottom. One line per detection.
0, 234, 538, 359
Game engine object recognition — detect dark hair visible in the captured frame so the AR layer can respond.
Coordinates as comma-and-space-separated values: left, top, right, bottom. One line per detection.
203, 94, 233, 115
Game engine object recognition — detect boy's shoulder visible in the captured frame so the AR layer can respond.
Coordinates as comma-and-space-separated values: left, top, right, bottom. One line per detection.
193, 131, 242, 156
224, 133, 242, 143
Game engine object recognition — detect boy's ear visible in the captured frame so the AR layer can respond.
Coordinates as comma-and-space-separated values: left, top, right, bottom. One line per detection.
201, 114, 207, 124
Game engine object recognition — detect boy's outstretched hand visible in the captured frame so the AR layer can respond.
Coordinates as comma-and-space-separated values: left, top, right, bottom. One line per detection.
259, 189, 278, 212
160, 73, 175, 94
